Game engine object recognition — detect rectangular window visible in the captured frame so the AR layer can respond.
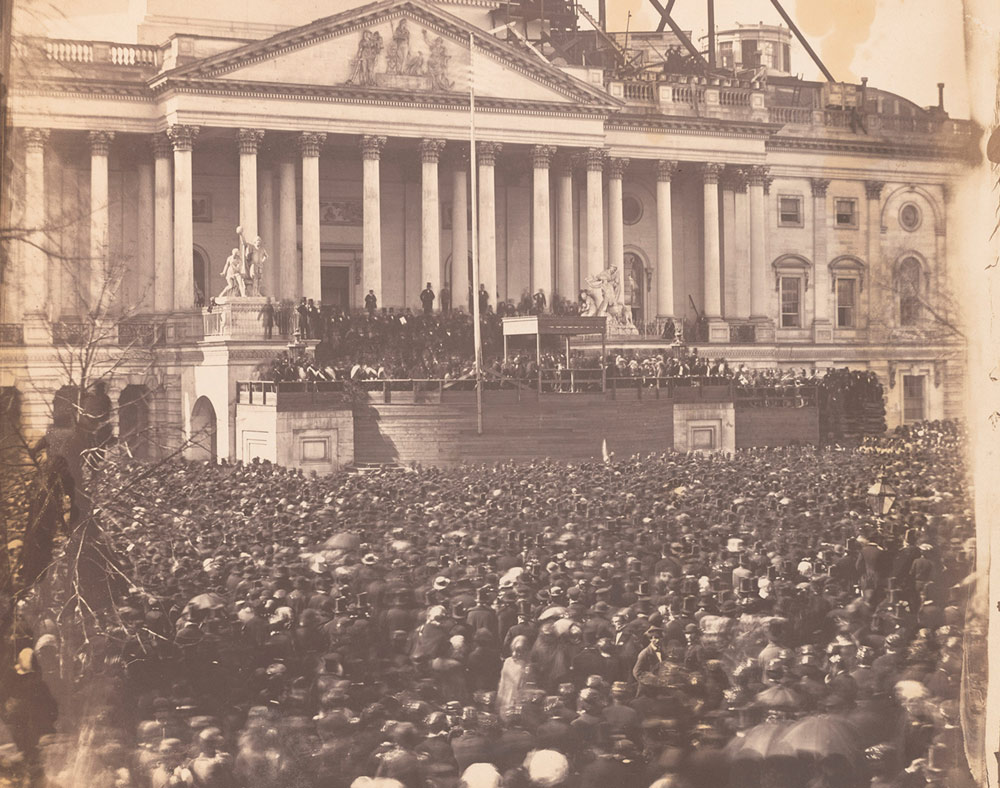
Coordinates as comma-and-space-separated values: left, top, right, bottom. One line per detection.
835, 198, 858, 228
836, 278, 856, 327
903, 375, 925, 423
778, 196, 803, 227
780, 277, 801, 328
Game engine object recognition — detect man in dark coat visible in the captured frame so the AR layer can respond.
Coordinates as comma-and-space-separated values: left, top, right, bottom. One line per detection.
420, 283, 435, 315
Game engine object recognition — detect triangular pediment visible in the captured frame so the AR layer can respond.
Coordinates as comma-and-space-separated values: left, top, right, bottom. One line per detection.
154, 0, 617, 109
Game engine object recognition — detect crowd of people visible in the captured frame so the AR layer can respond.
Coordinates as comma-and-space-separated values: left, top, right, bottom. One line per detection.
11, 420, 977, 787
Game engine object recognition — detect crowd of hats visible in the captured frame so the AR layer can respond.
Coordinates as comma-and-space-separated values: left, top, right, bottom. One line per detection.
21, 419, 974, 787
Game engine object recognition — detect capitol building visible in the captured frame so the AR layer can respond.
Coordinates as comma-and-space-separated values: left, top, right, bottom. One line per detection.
0, 0, 978, 460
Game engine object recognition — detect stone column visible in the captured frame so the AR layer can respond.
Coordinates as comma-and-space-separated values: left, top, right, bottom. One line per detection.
137, 152, 155, 313
747, 165, 772, 340
450, 153, 469, 313
655, 160, 678, 320
167, 124, 198, 310
477, 141, 502, 309
420, 138, 446, 302
278, 149, 298, 299
585, 148, 605, 278
554, 155, 575, 304
237, 129, 264, 243
701, 163, 723, 319
864, 181, 885, 337
300, 132, 326, 302
530, 145, 556, 306
89, 130, 115, 310
152, 133, 173, 314
258, 161, 276, 298
731, 167, 750, 319
607, 157, 629, 303
22, 129, 49, 319
811, 177, 831, 342
361, 134, 386, 306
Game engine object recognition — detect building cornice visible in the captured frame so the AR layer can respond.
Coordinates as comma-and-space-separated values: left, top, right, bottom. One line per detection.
12, 79, 153, 101
606, 114, 781, 139
767, 134, 978, 162
154, 77, 612, 119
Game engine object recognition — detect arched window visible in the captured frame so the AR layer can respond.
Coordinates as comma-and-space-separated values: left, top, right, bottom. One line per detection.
898, 257, 923, 326
193, 249, 207, 308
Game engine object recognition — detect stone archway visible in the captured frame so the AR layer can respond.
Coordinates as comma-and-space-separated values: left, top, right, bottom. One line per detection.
118, 385, 150, 461
623, 250, 647, 329
189, 396, 217, 462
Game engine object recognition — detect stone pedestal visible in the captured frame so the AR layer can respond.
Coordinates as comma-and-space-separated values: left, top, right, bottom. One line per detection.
751, 317, 776, 344
607, 320, 639, 338
203, 297, 270, 340
22, 314, 52, 345
707, 317, 730, 343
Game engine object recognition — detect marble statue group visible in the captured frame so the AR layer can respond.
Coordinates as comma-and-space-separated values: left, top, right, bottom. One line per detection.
580, 265, 634, 328
220, 225, 267, 299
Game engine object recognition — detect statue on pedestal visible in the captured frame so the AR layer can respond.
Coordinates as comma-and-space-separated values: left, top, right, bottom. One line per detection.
219, 247, 246, 298
581, 265, 633, 328
218, 226, 267, 299
238, 225, 267, 297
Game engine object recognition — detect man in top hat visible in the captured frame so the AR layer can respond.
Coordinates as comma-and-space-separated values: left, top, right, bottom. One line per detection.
466, 586, 498, 638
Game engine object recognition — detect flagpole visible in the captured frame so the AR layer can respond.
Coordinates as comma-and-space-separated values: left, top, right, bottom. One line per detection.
469, 31, 484, 435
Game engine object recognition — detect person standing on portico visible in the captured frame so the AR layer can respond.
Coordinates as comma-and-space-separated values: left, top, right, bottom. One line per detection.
420, 283, 435, 316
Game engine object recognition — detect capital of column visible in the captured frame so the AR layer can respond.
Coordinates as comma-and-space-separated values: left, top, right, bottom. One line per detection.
864, 180, 885, 200
810, 178, 830, 197
552, 153, 575, 177
88, 130, 115, 156
477, 141, 503, 167
150, 132, 172, 159
746, 164, 770, 187
721, 165, 748, 193
23, 128, 50, 152
420, 138, 447, 164
237, 128, 266, 155
763, 175, 774, 195
360, 134, 386, 160
300, 132, 328, 158
655, 160, 679, 182
166, 125, 200, 152
700, 162, 724, 184
531, 145, 557, 169
608, 157, 630, 180
585, 147, 607, 172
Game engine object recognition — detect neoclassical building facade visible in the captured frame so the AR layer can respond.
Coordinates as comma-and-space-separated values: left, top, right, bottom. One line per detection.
0, 0, 978, 458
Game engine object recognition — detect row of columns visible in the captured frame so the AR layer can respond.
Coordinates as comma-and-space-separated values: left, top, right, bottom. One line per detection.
17, 125, 779, 324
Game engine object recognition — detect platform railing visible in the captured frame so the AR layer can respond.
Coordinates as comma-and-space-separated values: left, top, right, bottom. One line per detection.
238, 376, 817, 406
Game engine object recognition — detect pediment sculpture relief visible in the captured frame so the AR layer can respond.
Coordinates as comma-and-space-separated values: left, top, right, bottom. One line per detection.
346, 19, 453, 91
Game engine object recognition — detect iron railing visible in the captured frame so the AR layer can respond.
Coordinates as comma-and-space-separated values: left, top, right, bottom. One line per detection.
0, 324, 24, 345
52, 321, 88, 346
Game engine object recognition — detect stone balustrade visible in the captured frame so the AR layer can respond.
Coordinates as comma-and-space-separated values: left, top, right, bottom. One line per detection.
23, 37, 162, 68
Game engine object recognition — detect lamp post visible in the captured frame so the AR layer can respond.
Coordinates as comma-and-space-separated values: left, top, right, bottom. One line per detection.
867, 470, 897, 533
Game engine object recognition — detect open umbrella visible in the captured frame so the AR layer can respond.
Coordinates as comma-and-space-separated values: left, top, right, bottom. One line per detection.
324, 532, 361, 550
725, 719, 794, 760
779, 714, 861, 759
755, 684, 805, 713
185, 592, 225, 612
